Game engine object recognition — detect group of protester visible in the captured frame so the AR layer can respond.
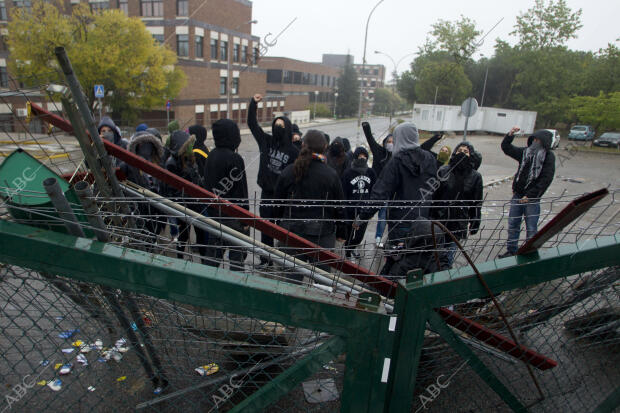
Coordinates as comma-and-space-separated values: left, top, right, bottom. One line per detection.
99, 93, 555, 281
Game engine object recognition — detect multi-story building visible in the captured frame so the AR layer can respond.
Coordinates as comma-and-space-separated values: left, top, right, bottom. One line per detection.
0, 0, 283, 131
259, 56, 339, 113
354, 63, 386, 113
321, 53, 354, 69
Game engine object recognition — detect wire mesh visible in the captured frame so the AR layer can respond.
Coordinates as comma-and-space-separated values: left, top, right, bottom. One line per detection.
0, 77, 618, 412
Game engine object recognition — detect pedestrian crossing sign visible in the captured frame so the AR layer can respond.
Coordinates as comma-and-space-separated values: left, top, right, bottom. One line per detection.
94, 84, 104, 98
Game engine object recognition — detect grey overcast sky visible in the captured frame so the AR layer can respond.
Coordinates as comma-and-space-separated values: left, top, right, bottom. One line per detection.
251, 0, 619, 80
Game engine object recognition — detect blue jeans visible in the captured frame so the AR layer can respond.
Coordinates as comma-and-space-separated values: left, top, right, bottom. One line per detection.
375, 207, 387, 239
507, 195, 540, 253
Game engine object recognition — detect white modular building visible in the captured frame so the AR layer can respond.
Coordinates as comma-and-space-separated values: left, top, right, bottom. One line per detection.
412, 104, 537, 135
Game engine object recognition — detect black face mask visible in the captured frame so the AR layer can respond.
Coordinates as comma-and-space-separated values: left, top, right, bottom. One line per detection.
273, 125, 286, 140
136, 142, 154, 160
450, 152, 472, 173
353, 158, 367, 168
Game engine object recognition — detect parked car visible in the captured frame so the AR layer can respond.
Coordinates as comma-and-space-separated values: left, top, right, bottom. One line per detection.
544, 129, 561, 149
593, 132, 620, 148
568, 125, 595, 141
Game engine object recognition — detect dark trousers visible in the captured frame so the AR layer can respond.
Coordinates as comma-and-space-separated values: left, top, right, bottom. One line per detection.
286, 231, 336, 284
204, 236, 247, 272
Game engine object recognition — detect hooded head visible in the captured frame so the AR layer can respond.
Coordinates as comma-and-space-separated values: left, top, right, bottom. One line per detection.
271, 115, 293, 146
128, 132, 164, 164
188, 125, 208, 147
383, 134, 394, 153
342, 138, 352, 153
98, 116, 122, 145
527, 130, 553, 150
212, 119, 241, 151
353, 146, 369, 160
329, 137, 345, 157
168, 120, 180, 134
450, 142, 475, 172
167, 130, 195, 158
323, 133, 330, 145
291, 123, 302, 141
136, 123, 148, 132
470, 150, 482, 170
146, 127, 162, 142
392, 122, 419, 155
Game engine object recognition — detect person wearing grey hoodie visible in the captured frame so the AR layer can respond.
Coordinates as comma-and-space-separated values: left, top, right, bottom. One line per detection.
98, 116, 128, 166
358, 122, 437, 274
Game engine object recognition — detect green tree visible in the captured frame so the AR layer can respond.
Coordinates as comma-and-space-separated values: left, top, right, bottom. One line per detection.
7, 1, 186, 121
396, 70, 416, 104
511, 0, 583, 49
427, 16, 481, 64
569, 92, 620, 132
371, 88, 405, 115
336, 58, 359, 117
415, 61, 472, 105
305, 103, 331, 118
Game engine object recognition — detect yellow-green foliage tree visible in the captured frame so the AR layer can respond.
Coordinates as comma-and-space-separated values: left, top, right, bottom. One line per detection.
7, 1, 186, 121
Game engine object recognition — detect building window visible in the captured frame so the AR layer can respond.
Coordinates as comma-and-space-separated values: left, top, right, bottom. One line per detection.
233, 44, 240, 62
252, 47, 258, 65
219, 77, 227, 95
13, 0, 31, 11
0, 1, 7, 20
117, 0, 128, 14
0, 66, 8, 88
266, 69, 282, 83
373, 69, 378, 75
210, 38, 218, 59
90, 1, 110, 12
153, 34, 164, 45
177, 0, 187, 16
232, 78, 239, 95
195, 35, 203, 58
176, 34, 188, 57
220, 40, 228, 60
242, 45, 248, 63
283, 70, 291, 84
141, 0, 163, 17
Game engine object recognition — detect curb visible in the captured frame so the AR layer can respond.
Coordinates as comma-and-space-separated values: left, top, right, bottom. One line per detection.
484, 176, 513, 188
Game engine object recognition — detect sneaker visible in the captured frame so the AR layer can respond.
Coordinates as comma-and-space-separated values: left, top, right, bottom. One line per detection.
498, 251, 515, 259
375, 236, 381, 244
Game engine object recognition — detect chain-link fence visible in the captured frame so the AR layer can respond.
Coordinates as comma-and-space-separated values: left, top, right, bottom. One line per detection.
0, 58, 619, 412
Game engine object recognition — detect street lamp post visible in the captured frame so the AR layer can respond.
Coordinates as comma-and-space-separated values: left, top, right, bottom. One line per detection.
480, 54, 489, 107
333, 92, 338, 119
313, 90, 319, 120
356, 0, 385, 138
374, 50, 416, 123
227, 19, 257, 119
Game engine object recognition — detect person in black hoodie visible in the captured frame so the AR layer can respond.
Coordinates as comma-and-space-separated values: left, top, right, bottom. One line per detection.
274, 130, 345, 282
362, 122, 394, 245
340, 147, 377, 258
432, 142, 483, 267
358, 122, 437, 275
248, 94, 299, 266
499, 127, 555, 258
120, 130, 165, 241
189, 124, 210, 178
203, 119, 249, 271
162, 130, 203, 259
98, 116, 128, 166
326, 137, 351, 177
342, 138, 353, 163
291, 123, 302, 151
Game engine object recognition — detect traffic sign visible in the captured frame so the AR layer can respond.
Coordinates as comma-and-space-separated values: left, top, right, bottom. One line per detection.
166, 100, 171, 110
460, 97, 478, 118
94, 84, 105, 99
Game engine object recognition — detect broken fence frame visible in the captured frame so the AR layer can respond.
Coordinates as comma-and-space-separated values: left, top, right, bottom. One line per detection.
0, 217, 618, 412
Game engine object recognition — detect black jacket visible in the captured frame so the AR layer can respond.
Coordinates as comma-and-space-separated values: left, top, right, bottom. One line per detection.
359, 147, 438, 236
501, 131, 555, 199
247, 99, 299, 194
120, 131, 164, 194
162, 131, 203, 211
341, 162, 377, 220
189, 125, 209, 180
204, 120, 249, 229
362, 122, 391, 177
432, 147, 483, 240
326, 137, 351, 177
274, 159, 345, 237
420, 134, 446, 170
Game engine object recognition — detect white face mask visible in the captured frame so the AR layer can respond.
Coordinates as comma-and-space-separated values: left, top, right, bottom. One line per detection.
385, 142, 394, 152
